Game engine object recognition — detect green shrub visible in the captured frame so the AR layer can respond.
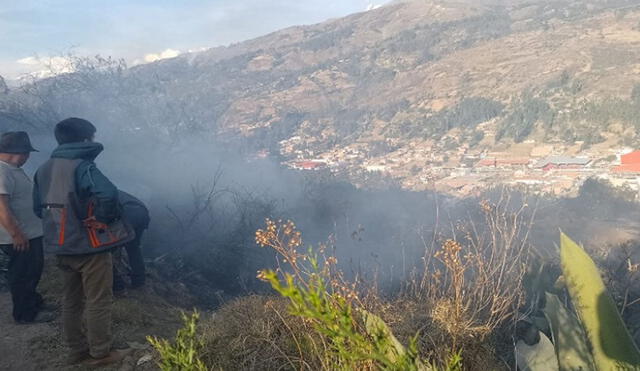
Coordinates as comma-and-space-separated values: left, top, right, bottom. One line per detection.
148, 311, 208, 371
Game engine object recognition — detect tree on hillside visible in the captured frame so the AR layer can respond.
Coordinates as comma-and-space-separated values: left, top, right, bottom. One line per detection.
497, 93, 554, 142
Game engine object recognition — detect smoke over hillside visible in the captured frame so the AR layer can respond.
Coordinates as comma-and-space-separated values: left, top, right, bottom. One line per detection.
16, 113, 640, 307
2, 0, 640, 305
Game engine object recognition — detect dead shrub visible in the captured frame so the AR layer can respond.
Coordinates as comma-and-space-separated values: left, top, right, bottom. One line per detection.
199, 295, 326, 370
408, 190, 533, 353
192, 190, 533, 370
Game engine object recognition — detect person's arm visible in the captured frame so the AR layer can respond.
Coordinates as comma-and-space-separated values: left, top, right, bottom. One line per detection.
0, 195, 28, 251
78, 163, 120, 223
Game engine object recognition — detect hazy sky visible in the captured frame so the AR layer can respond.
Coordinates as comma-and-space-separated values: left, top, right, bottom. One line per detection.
0, 0, 389, 80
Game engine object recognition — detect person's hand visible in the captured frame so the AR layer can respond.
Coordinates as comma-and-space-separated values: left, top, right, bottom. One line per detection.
11, 231, 29, 252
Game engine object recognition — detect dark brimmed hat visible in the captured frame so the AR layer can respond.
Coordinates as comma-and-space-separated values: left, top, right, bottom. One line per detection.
0, 131, 38, 154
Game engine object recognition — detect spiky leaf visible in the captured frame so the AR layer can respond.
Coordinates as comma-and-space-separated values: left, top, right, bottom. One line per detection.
361, 309, 406, 360
560, 233, 640, 370
543, 292, 595, 371
360, 309, 430, 370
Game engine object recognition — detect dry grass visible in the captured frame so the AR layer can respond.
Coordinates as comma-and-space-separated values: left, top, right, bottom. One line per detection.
368, 297, 508, 370
402, 191, 533, 353
255, 219, 359, 304
199, 293, 507, 370
199, 295, 326, 371
200, 210, 529, 370
161, 191, 534, 370
591, 240, 640, 318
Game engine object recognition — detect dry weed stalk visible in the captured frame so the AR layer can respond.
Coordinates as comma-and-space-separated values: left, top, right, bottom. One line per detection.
596, 241, 640, 315
424, 191, 533, 346
256, 218, 360, 304
255, 219, 461, 370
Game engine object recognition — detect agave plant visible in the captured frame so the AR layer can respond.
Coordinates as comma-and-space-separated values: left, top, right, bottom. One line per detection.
516, 233, 640, 371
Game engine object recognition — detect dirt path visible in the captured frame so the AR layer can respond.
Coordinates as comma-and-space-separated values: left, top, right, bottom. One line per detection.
0, 260, 186, 371
0, 292, 59, 371
0, 288, 165, 371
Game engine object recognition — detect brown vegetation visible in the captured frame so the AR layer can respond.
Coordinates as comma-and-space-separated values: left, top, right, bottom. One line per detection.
187, 192, 534, 370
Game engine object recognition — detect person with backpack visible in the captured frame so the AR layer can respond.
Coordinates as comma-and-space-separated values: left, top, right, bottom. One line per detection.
33, 118, 132, 366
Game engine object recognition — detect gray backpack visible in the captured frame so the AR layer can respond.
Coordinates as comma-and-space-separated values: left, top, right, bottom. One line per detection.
36, 158, 134, 255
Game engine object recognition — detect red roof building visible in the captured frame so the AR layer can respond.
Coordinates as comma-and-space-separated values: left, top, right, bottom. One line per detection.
621, 150, 640, 165
613, 150, 640, 173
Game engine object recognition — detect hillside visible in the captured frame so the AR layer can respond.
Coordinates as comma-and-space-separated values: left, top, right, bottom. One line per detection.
4, 0, 640, 192
150, 0, 640, 146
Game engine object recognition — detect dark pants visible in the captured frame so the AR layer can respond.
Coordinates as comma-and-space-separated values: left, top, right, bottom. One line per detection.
0, 237, 44, 322
113, 227, 146, 290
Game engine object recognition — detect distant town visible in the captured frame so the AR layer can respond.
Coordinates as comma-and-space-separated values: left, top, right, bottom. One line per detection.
277, 134, 640, 198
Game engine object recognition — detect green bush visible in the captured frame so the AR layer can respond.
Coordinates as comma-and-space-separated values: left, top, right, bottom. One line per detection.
148, 311, 208, 371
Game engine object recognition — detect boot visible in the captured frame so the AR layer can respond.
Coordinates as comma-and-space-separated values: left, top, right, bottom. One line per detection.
15, 310, 56, 324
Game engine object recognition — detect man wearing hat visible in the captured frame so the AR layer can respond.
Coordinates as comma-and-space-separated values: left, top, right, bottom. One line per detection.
0, 131, 53, 323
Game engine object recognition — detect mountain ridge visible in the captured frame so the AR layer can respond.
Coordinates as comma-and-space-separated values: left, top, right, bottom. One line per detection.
4, 0, 640, 193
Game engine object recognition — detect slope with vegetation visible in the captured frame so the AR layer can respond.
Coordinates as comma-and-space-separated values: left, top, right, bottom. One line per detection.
4, 1, 640, 159
151, 210, 640, 370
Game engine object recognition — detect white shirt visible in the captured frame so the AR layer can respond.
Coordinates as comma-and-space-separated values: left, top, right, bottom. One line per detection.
0, 160, 43, 244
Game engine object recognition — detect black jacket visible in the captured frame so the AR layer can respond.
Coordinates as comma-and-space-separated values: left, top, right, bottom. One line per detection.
118, 191, 150, 230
